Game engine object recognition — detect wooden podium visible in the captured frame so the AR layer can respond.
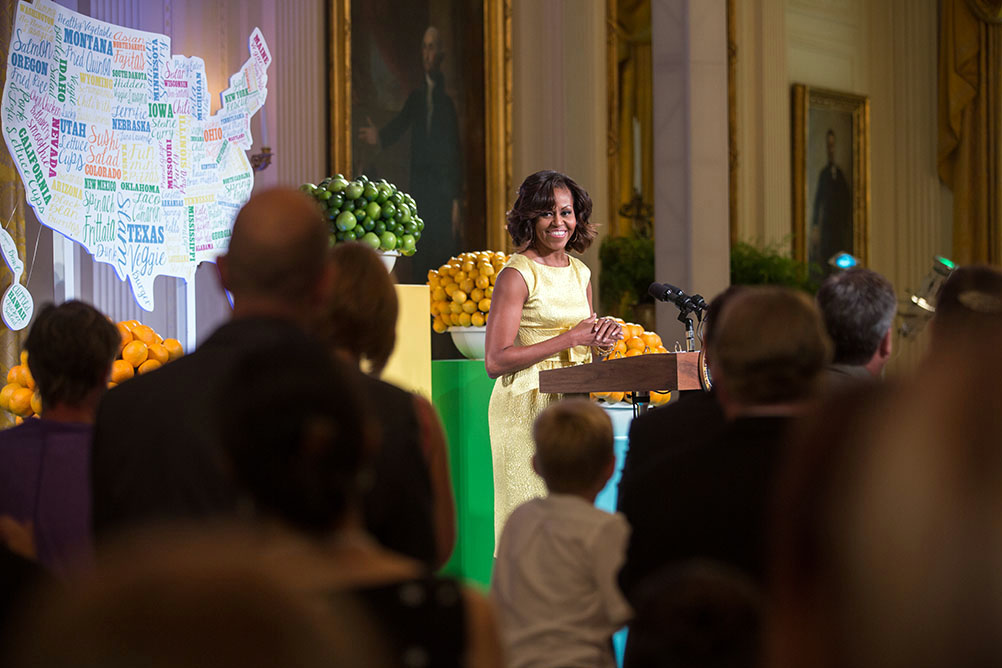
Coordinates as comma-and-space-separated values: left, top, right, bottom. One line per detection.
538, 352, 702, 395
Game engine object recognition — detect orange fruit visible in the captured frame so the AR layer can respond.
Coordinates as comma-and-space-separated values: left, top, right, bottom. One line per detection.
462, 301, 477, 314
475, 274, 490, 290
625, 336, 646, 351
111, 360, 134, 383
485, 286, 493, 298
6, 366, 19, 385
14, 416, 22, 426
18, 365, 34, 390
457, 312, 472, 327
117, 320, 135, 332
9, 387, 33, 417
122, 341, 149, 368
470, 288, 484, 303
432, 316, 447, 333
0, 383, 17, 411
613, 340, 628, 355
625, 349, 643, 357
30, 391, 41, 415
107, 381, 117, 389
641, 331, 663, 349
471, 312, 486, 327
608, 391, 626, 403
478, 298, 491, 312
138, 359, 162, 374
452, 290, 467, 305
654, 345, 669, 354
652, 391, 671, 405
147, 343, 170, 365
162, 339, 184, 361
131, 324, 156, 346
432, 287, 447, 302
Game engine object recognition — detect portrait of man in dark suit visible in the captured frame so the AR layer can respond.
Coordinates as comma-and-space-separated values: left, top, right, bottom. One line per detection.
810, 128, 853, 268
358, 25, 463, 279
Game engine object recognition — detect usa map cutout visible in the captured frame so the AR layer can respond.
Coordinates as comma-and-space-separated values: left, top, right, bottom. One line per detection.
2, 0, 271, 310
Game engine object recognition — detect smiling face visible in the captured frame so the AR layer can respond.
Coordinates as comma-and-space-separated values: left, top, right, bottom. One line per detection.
532, 186, 577, 255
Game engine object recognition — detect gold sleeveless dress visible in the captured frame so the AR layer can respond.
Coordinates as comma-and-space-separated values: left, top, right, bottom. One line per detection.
487, 253, 593, 545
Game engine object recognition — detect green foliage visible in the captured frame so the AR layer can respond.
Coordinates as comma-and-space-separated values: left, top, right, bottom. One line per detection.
599, 235, 655, 319
730, 240, 821, 294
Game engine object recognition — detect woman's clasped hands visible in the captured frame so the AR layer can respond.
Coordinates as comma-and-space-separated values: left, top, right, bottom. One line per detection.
568, 314, 623, 350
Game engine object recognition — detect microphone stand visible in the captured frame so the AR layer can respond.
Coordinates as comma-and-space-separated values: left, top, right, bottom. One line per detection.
678, 305, 698, 352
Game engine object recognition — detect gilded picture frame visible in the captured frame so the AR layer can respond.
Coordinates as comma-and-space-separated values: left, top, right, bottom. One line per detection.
327, 0, 512, 279
791, 84, 870, 268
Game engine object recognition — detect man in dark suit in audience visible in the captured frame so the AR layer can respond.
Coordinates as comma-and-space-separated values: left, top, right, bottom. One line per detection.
815, 268, 896, 390
91, 188, 331, 540
617, 287, 744, 511
618, 287, 831, 605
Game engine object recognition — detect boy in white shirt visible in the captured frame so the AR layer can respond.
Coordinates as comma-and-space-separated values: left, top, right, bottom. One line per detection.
490, 398, 632, 668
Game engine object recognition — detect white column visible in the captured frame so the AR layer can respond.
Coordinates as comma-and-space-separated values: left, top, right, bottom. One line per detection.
651, 0, 730, 339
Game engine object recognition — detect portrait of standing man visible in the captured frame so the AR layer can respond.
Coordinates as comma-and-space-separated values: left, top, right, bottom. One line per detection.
358, 25, 463, 280
810, 128, 852, 269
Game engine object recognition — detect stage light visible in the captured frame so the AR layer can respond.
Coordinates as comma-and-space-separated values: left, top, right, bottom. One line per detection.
899, 256, 956, 338
828, 251, 860, 270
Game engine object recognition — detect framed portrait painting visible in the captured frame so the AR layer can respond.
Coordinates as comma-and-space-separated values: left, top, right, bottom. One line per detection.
791, 85, 870, 270
329, 0, 511, 285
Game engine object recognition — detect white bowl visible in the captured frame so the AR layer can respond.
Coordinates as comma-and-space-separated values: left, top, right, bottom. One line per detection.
379, 251, 400, 272
448, 326, 486, 360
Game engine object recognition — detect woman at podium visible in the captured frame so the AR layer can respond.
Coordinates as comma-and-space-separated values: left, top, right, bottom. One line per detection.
484, 170, 622, 546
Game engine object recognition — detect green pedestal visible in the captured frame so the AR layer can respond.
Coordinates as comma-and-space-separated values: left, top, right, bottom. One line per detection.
432, 359, 495, 588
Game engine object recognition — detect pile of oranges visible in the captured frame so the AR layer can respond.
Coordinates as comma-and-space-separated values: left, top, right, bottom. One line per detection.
428, 251, 510, 332
110, 320, 184, 387
591, 320, 672, 406
0, 320, 184, 423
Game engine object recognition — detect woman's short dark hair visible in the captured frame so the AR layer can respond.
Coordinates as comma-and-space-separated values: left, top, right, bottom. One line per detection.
215, 343, 370, 536
322, 243, 398, 376
25, 301, 120, 408
505, 170, 597, 253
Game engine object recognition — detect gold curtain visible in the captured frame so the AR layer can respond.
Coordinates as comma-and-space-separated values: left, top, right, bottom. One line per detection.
615, 0, 652, 237
938, 0, 1002, 264
0, 3, 28, 428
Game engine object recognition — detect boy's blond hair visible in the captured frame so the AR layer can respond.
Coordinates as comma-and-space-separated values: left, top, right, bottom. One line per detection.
533, 399, 614, 494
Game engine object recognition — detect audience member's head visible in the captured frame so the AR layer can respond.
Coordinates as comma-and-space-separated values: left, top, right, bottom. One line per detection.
320, 242, 398, 376
712, 286, 831, 412
217, 187, 330, 322
532, 398, 614, 496
770, 334, 1002, 668
5, 527, 387, 668
626, 561, 762, 668
930, 264, 1002, 345
25, 301, 119, 418
214, 341, 371, 537
816, 268, 896, 374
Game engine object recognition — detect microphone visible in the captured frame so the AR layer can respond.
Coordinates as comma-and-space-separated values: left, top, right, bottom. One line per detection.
648, 282, 708, 313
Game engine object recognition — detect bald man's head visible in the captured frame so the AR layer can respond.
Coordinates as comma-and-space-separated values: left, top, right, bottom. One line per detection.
219, 188, 329, 314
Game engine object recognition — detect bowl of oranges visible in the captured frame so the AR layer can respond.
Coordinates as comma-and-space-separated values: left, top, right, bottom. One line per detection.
590, 320, 672, 406
427, 251, 509, 360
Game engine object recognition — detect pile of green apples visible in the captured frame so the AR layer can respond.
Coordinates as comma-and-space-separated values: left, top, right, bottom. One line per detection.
300, 174, 423, 255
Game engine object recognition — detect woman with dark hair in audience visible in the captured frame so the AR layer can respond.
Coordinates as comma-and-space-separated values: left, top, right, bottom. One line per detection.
485, 170, 622, 545
214, 341, 501, 668
319, 241, 456, 569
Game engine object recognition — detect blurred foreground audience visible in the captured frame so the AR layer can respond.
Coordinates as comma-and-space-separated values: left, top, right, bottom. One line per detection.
215, 340, 501, 668
91, 187, 330, 539
815, 267, 896, 388
626, 561, 761, 668
320, 242, 456, 569
770, 331, 1002, 668
4, 528, 388, 668
0, 301, 119, 578
929, 263, 1002, 345
618, 286, 744, 504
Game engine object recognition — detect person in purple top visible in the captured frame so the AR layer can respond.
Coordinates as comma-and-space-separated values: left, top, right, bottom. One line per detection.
0, 301, 119, 579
